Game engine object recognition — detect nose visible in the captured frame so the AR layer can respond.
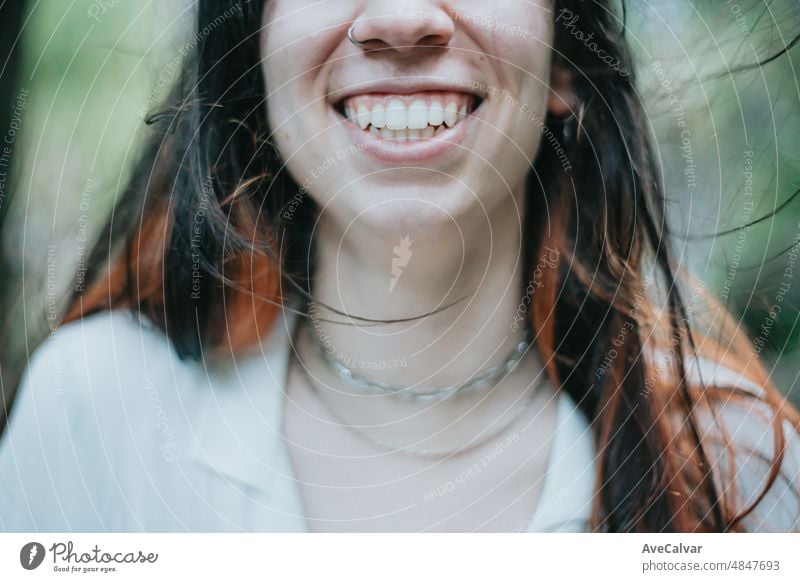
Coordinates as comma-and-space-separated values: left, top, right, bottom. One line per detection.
349, 2, 455, 53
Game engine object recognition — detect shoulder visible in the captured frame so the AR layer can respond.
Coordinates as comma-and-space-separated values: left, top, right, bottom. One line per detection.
24, 309, 214, 443
50, 309, 178, 376
13, 310, 198, 429
1, 308, 298, 531
0, 310, 199, 530
688, 355, 800, 531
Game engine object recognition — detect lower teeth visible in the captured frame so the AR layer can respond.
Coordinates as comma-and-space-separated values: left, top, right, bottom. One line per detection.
368, 124, 449, 141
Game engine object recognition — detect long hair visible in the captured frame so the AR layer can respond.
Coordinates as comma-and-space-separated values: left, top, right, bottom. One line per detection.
63, 0, 800, 531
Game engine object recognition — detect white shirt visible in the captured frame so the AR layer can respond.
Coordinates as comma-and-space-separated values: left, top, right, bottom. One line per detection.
4, 308, 799, 532
0, 309, 597, 532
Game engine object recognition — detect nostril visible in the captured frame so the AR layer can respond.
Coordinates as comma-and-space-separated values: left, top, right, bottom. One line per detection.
350, 11, 455, 53
419, 34, 450, 47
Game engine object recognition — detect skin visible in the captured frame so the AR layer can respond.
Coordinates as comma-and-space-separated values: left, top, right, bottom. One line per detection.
261, 0, 575, 531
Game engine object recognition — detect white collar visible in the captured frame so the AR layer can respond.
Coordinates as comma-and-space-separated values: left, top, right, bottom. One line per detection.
186, 307, 596, 531
524, 393, 596, 532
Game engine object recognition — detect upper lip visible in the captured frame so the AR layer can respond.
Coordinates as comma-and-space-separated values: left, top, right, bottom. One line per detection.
328, 78, 489, 105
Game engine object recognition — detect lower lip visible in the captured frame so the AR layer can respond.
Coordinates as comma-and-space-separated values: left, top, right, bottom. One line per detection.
336, 106, 481, 165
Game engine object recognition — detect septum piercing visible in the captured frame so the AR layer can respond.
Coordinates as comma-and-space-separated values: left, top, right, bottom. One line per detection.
347, 24, 366, 46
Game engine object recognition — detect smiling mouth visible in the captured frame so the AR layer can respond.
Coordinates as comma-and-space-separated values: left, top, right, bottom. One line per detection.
336, 91, 481, 141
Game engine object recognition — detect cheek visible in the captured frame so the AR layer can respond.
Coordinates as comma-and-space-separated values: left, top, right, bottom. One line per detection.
496, 9, 553, 108
261, 3, 348, 178
262, 2, 335, 112
261, 38, 317, 185
472, 1, 553, 68
261, 27, 316, 132
478, 19, 554, 182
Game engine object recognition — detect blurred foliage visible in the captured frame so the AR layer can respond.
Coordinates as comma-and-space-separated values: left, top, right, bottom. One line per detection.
0, 0, 193, 415
633, 1, 800, 401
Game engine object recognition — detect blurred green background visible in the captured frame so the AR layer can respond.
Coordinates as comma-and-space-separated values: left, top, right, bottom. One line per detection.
0, 0, 798, 414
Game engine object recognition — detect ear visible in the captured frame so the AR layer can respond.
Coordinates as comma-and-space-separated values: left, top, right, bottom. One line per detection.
547, 66, 575, 117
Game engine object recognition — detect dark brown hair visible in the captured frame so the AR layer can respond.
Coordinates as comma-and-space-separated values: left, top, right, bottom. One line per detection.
64, 0, 800, 531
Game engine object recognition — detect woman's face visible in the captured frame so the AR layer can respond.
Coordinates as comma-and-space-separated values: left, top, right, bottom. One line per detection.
262, 1, 558, 234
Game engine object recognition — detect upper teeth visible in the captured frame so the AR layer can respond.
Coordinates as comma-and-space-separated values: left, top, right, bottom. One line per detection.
343, 95, 471, 134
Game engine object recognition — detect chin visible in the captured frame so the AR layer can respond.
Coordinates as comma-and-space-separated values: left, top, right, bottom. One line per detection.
345, 186, 479, 234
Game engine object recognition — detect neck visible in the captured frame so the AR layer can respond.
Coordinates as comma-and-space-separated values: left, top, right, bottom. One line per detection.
307, 200, 533, 388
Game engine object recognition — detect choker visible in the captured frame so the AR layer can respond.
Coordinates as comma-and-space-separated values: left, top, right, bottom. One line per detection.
303, 318, 534, 402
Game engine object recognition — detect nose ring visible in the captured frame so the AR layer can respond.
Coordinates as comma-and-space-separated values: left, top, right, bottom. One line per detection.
347, 25, 366, 47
